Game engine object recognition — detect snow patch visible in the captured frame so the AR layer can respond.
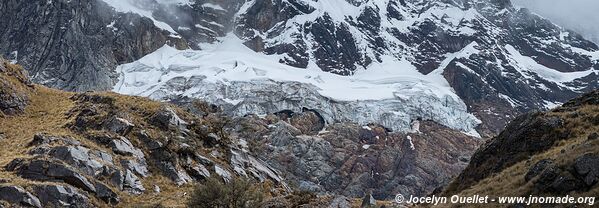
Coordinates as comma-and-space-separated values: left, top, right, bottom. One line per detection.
504, 44, 598, 88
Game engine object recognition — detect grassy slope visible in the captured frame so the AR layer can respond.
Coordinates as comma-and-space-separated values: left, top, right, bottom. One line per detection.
440, 104, 599, 208
0, 62, 198, 207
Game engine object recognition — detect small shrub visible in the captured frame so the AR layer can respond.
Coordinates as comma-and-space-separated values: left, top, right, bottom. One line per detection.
187, 177, 265, 208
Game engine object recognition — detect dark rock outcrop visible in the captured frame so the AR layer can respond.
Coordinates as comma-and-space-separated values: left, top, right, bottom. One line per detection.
231, 114, 481, 199
574, 154, 599, 187
0, 185, 42, 208
0, 61, 30, 116
33, 184, 91, 208
11, 159, 97, 193
0, 0, 188, 91
445, 90, 599, 198
450, 112, 569, 192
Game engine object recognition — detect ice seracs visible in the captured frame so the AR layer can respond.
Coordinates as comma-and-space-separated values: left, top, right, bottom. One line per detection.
113, 34, 482, 136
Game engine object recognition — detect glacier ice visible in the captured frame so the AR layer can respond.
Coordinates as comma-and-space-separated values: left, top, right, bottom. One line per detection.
113, 35, 482, 136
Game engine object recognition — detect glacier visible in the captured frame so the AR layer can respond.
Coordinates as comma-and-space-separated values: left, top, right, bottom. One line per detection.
113, 34, 482, 136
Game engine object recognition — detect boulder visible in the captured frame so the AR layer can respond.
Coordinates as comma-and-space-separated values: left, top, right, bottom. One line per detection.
103, 116, 134, 136
525, 159, 554, 182
573, 154, 599, 186
109, 169, 125, 191
151, 106, 188, 131
360, 193, 376, 207
108, 137, 144, 158
94, 182, 119, 205
187, 164, 211, 180
157, 162, 193, 186
33, 184, 91, 208
0, 185, 42, 208
138, 130, 163, 150
121, 159, 149, 178
13, 159, 96, 193
533, 165, 585, 194
123, 170, 145, 194
48, 146, 111, 177
44, 162, 97, 193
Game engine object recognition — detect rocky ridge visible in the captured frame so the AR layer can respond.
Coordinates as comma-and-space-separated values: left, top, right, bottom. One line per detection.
0, 61, 290, 207
442, 90, 599, 207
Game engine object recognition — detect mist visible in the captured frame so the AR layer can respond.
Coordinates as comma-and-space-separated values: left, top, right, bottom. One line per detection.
511, 0, 599, 44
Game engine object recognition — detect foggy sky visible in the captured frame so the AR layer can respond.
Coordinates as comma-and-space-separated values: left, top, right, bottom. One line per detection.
511, 0, 599, 44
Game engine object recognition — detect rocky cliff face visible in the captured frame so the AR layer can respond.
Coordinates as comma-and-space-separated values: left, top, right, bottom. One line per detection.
0, 0, 190, 91
2, 0, 598, 138
225, 112, 481, 199
443, 90, 599, 207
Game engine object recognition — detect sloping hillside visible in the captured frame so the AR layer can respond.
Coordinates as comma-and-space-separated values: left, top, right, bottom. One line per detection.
441, 90, 599, 207
0, 60, 292, 207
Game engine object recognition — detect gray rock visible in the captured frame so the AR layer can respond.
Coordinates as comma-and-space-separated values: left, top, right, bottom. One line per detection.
0, 0, 189, 92
109, 169, 125, 191
525, 159, 554, 182
103, 116, 134, 136
44, 162, 97, 193
188, 164, 211, 180
214, 165, 232, 183
138, 130, 163, 150
29, 134, 81, 146
194, 154, 215, 166
269, 121, 301, 147
94, 182, 119, 205
121, 159, 149, 178
108, 137, 144, 158
15, 160, 96, 193
151, 106, 188, 131
574, 154, 599, 186
206, 133, 221, 146
48, 146, 111, 177
123, 170, 145, 194
0, 185, 42, 208
33, 184, 91, 208
0, 75, 28, 116
230, 149, 286, 186
534, 165, 585, 194
157, 162, 193, 186
153, 185, 161, 193
360, 193, 376, 207
298, 180, 324, 193
328, 195, 351, 208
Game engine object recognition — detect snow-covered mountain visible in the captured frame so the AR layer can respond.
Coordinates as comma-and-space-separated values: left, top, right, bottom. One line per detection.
2, 0, 598, 137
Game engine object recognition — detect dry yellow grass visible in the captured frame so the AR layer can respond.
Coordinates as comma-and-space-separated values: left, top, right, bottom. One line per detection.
431, 105, 599, 208
0, 62, 204, 207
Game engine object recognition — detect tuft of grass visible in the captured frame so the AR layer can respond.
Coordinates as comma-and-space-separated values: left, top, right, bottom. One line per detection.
187, 176, 265, 208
